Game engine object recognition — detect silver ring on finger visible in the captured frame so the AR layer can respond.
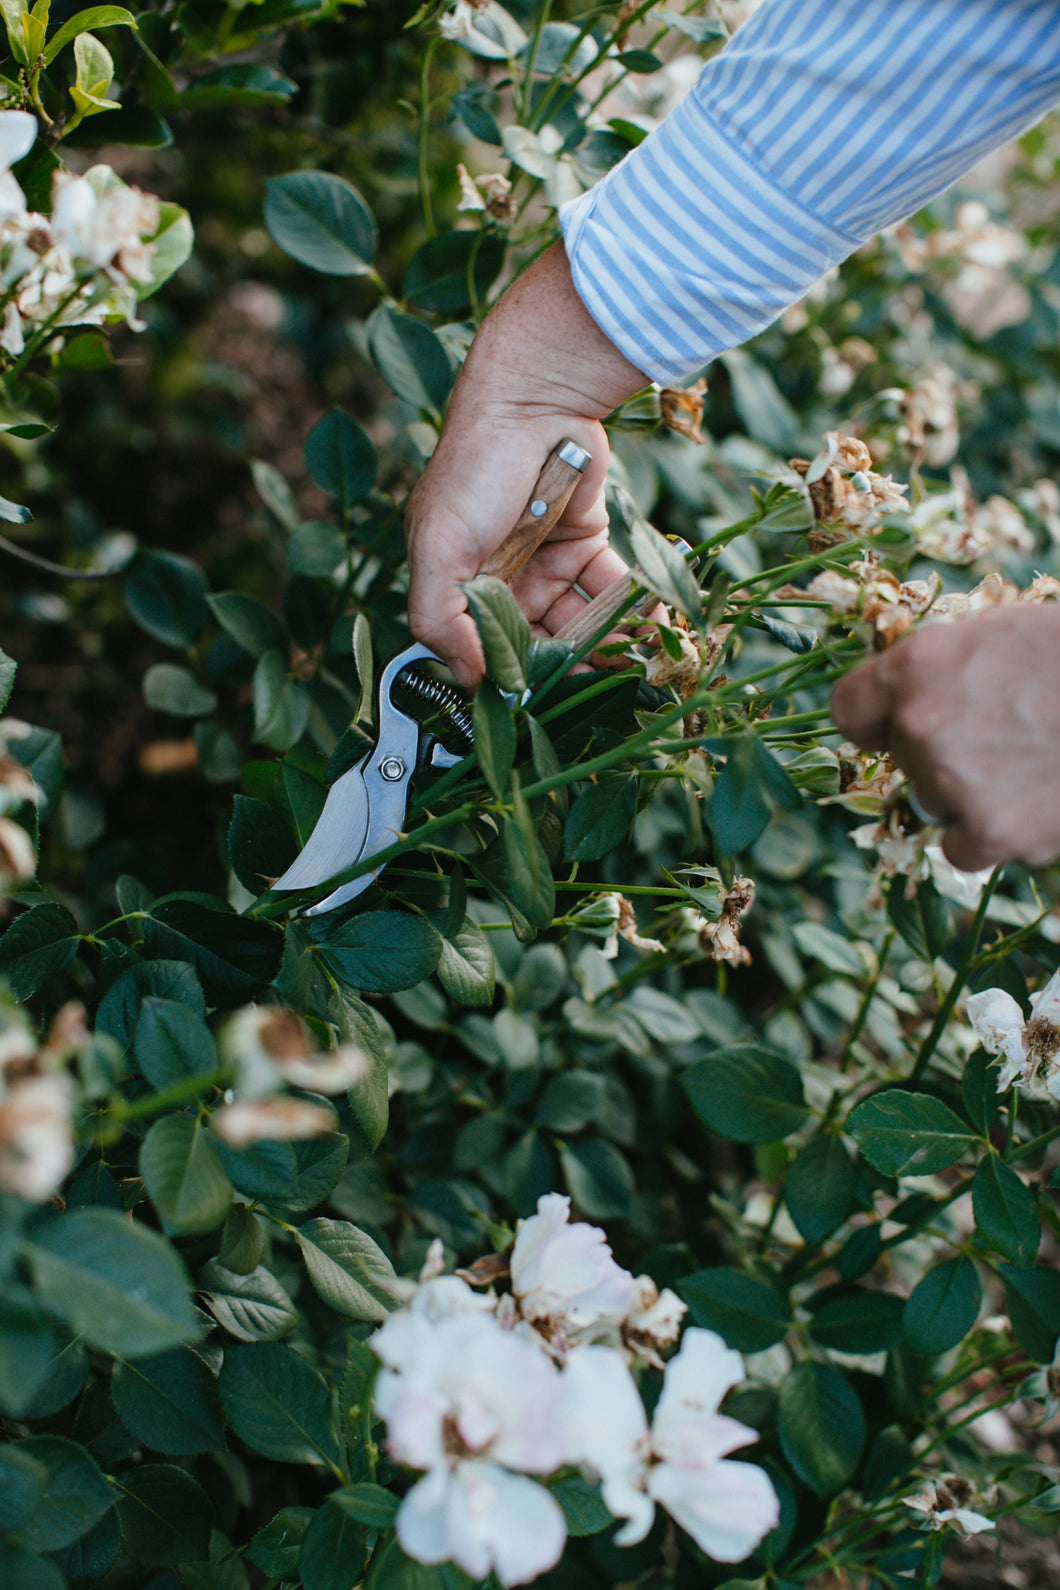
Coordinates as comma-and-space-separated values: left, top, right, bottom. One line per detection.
908, 784, 946, 827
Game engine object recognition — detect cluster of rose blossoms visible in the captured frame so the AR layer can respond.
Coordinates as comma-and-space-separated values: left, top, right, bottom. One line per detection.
370, 1193, 779, 1585
0, 109, 162, 359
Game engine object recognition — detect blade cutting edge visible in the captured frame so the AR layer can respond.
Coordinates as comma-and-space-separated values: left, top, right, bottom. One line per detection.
270, 755, 372, 892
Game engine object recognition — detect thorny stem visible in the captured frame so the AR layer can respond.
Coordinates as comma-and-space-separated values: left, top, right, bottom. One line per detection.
908, 868, 1003, 1082
418, 36, 440, 237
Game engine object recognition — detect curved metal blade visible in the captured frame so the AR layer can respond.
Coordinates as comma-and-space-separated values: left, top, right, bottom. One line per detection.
271, 754, 372, 892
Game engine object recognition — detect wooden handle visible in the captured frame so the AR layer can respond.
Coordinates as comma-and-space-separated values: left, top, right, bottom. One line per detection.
554, 569, 660, 650
478, 439, 591, 583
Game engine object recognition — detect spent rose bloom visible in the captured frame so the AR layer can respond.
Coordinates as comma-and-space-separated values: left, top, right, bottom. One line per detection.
220, 1003, 372, 1097
967, 968, 1060, 1097
562, 1330, 779, 1561
210, 1095, 335, 1145
904, 1476, 994, 1539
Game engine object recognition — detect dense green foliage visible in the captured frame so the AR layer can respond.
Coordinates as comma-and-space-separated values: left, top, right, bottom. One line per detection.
3, 3, 1060, 1588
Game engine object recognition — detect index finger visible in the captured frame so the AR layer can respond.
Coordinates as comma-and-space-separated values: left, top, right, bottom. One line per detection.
830, 655, 897, 752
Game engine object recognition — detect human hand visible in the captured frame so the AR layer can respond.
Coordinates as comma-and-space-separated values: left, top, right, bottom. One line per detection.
405, 241, 649, 689
830, 603, 1060, 872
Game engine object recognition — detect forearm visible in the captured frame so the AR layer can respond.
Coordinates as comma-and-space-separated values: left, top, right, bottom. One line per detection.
561, 0, 1060, 384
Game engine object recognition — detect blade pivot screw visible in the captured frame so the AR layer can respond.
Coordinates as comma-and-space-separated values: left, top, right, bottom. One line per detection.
380, 756, 405, 781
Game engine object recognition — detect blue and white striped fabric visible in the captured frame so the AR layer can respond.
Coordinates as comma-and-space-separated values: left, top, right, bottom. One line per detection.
559, 0, 1060, 385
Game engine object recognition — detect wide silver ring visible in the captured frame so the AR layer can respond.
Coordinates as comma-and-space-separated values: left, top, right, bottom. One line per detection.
908, 784, 945, 827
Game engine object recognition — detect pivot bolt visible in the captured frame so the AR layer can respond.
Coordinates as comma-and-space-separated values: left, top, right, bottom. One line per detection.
529, 499, 548, 518
380, 756, 405, 781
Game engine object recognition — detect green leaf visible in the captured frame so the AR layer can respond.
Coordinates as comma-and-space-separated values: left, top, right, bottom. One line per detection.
217, 1203, 266, 1275
0, 643, 15, 711
265, 171, 377, 276
681, 1043, 808, 1143
97, 959, 206, 1049
144, 896, 283, 1006
182, 62, 297, 108
140, 200, 194, 297
564, 773, 635, 862
0, 1544, 66, 1588
140, 1115, 233, 1235
663, 8, 726, 40
973, 1155, 1039, 1265
251, 459, 299, 530
473, 677, 516, 799
903, 1256, 981, 1355
111, 1347, 224, 1455
218, 1341, 341, 1466
247, 1506, 314, 1579
11, 1436, 115, 1551
708, 733, 800, 855
331, 1483, 400, 1530
295, 1217, 396, 1321
45, 6, 136, 63
677, 1268, 791, 1352
228, 793, 298, 894
0, 902, 79, 1000
777, 1362, 865, 1497
437, 917, 496, 1008
807, 1288, 906, 1353
198, 1261, 298, 1342
305, 408, 377, 511
626, 499, 700, 620
115, 1463, 212, 1565
536, 1071, 607, 1134
207, 591, 288, 658
289, 519, 348, 578
791, 921, 866, 978
300, 1498, 368, 1590
143, 662, 218, 717
22, 1209, 198, 1357
135, 997, 218, 1091
125, 550, 208, 646
312, 910, 442, 994
962, 1047, 1004, 1136
403, 229, 504, 316
252, 649, 311, 751
998, 1263, 1060, 1361
0, 1289, 59, 1418
785, 1134, 856, 1242
551, 1473, 612, 1537
367, 304, 452, 414
463, 575, 530, 694
846, 1091, 974, 1177
719, 346, 801, 455
559, 1137, 633, 1219
885, 875, 953, 961
0, 1444, 46, 1533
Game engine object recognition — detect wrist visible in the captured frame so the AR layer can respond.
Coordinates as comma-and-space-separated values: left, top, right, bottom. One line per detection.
458, 240, 649, 425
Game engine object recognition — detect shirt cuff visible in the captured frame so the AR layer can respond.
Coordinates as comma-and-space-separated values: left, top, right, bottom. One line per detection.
559, 85, 862, 387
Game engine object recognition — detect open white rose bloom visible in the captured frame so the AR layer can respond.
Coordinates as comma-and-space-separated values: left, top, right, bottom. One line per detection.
967, 966, 1060, 1097
371, 1196, 779, 1585
0, 109, 191, 361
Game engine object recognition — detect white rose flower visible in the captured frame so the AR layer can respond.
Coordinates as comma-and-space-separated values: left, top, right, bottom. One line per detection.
967, 968, 1060, 1096
373, 1310, 568, 1586
0, 1071, 74, 1201
560, 1330, 779, 1563
510, 1192, 635, 1349
0, 110, 36, 223
397, 1460, 566, 1587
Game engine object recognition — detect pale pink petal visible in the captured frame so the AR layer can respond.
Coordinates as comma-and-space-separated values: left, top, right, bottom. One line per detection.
1030, 968, 1060, 1025
648, 1456, 779, 1563
652, 1411, 760, 1467
653, 1328, 746, 1431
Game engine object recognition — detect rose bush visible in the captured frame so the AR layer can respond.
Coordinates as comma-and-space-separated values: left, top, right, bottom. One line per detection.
2, 3, 1060, 1589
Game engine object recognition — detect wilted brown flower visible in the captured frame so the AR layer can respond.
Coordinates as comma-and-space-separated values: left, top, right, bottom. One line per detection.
623, 1274, 687, 1368
806, 555, 939, 649
1020, 573, 1060, 603
211, 1095, 335, 1147
0, 816, 35, 887
601, 892, 664, 958
791, 431, 909, 535
658, 378, 707, 443
455, 163, 517, 223
0, 1071, 74, 1201
698, 874, 755, 966
900, 370, 960, 466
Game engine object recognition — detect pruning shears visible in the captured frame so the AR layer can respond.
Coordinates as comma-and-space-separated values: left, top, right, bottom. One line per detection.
271, 440, 593, 916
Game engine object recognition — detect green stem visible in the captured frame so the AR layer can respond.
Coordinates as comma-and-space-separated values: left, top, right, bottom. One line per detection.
839, 928, 895, 1072
96, 1068, 226, 1130
418, 37, 439, 237
908, 868, 1002, 1083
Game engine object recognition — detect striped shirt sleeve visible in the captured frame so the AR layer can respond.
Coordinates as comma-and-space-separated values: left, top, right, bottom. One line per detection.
559, 0, 1060, 385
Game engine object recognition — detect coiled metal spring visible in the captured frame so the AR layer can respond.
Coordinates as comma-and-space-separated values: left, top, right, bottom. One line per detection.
398, 664, 475, 747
